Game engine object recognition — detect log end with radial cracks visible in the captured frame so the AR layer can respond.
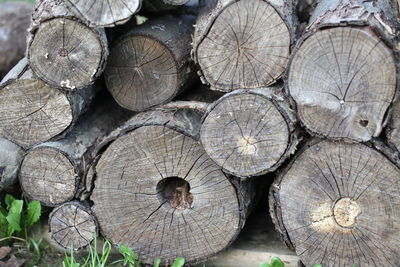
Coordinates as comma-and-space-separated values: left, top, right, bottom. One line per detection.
195, 0, 291, 92
270, 140, 400, 266
288, 27, 396, 142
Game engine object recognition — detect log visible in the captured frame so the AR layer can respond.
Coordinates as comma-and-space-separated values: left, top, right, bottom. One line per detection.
0, 2, 33, 79
89, 102, 257, 265
192, 0, 298, 92
287, 0, 399, 142
387, 97, 400, 152
27, 0, 109, 91
0, 58, 96, 148
19, 92, 133, 207
49, 201, 97, 250
0, 138, 24, 191
200, 88, 299, 178
104, 15, 196, 112
269, 139, 400, 266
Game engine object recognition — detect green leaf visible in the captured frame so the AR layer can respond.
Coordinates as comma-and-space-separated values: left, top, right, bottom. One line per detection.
271, 257, 285, 267
5, 194, 16, 209
0, 211, 7, 237
26, 200, 41, 228
119, 244, 138, 265
313, 265, 323, 267
154, 258, 161, 267
6, 199, 23, 233
171, 257, 185, 267
260, 263, 271, 267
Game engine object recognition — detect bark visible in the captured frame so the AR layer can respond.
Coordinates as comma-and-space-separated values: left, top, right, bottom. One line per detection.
19, 92, 133, 207
104, 15, 196, 111
0, 58, 96, 149
89, 102, 257, 265
287, 0, 399, 142
0, 138, 24, 191
49, 201, 98, 250
27, 0, 109, 91
64, 0, 141, 28
192, 0, 298, 92
269, 139, 400, 266
0, 2, 33, 80
200, 87, 299, 178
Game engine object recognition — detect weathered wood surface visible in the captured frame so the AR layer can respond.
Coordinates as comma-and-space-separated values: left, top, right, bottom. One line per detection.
0, 59, 96, 148
200, 88, 299, 178
104, 15, 196, 111
192, 0, 298, 92
27, 0, 108, 91
49, 201, 97, 250
270, 139, 400, 266
19, 92, 132, 207
0, 138, 24, 191
0, 2, 33, 79
287, 0, 399, 142
90, 102, 257, 265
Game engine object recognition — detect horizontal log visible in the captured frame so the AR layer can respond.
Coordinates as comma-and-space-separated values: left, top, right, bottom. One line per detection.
0, 138, 24, 191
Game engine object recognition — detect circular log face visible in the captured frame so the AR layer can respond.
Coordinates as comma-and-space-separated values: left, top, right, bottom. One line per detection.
65, 0, 140, 27
197, 0, 290, 92
0, 79, 72, 147
49, 202, 97, 250
200, 92, 290, 177
20, 147, 76, 206
105, 36, 178, 111
28, 18, 104, 90
288, 27, 396, 141
277, 140, 400, 266
91, 125, 240, 264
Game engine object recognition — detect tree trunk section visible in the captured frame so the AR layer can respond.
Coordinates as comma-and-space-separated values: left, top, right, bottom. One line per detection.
27, 0, 108, 91
192, 0, 298, 92
287, 0, 399, 142
19, 92, 133, 207
0, 58, 96, 148
200, 87, 299, 178
104, 15, 196, 112
0, 138, 24, 191
0, 2, 33, 79
89, 102, 257, 265
49, 201, 98, 250
269, 139, 400, 266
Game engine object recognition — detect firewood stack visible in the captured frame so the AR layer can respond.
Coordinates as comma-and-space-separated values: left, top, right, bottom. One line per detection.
0, 0, 399, 265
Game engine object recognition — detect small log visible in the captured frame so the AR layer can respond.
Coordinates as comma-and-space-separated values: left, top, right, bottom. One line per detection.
192, 0, 298, 92
49, 201, 97, 250
104, 15, 196, 111
27, 0, 108, 91
0, 2, 33, 79
287, 0, 399, 142
90, 102, 257, 265
269, 139, 400, 266
0, 138, 24, 191
19, 92, 132, 207
200, 88, 299, 178
0, 58, 96, 148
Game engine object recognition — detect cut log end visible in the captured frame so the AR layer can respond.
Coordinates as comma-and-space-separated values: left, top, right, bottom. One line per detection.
195, 0, 290, 92
0, 79, 72, 148
271, 140, 400, 266
288, 27, 396, 141
20, 147, 76, 207
200, 90, 295, 177
28, 17, 105, 90
49, 202, 97, 250
105, 36, 178, 111
91, 125, 242, 265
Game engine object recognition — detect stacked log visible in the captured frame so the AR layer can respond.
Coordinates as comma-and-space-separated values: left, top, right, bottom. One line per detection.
0, 138, 24, 191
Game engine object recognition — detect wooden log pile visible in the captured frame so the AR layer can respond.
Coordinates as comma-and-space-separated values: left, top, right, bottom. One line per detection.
0, 0, 399, 266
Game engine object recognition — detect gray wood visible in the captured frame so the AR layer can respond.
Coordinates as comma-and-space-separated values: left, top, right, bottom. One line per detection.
0, 2, 33, 79
27, 0, 108, 91
0, 58, 96, 148
192, 0, 298, 92
387, 97, 400, 153
270, 139, 400, 266
104, 15, 196, 111
89, 102, 256, 265
19, 93, 132, 207
0, 138, 24, 191
287, 0, 399, 142
200, 87, 299, 178
49, 201, 97, 250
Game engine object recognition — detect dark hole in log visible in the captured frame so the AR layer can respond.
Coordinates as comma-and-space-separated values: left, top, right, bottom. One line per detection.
156, 177, 193, 210
0, 167, 4, 179
359, 120, 369, 127
58, 48, 68, 57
